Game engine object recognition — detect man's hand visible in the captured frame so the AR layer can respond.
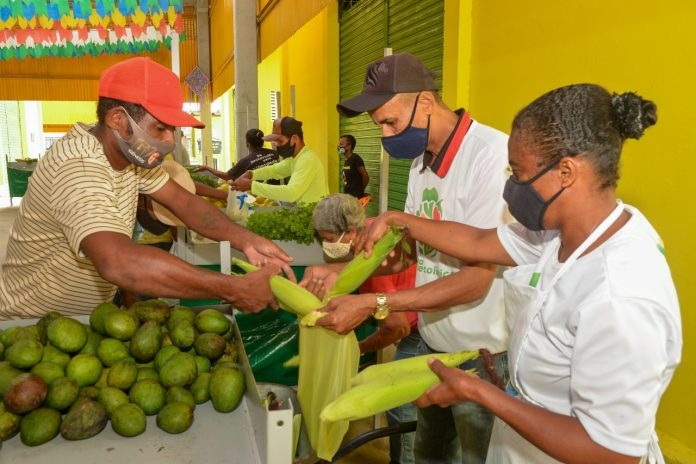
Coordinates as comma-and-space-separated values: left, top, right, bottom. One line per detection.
315, 293, 376, 335
243, 236, 296, 282
231, 177, 252, 192
355, 211, 396, 258
299, 265, 341, 300
226, 265, 279, 313
194, 166, 210, 173
414, 359, 481, 408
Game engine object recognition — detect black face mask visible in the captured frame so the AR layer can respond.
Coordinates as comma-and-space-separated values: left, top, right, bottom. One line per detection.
503, 160, 565, 231
276, 138, 296, 158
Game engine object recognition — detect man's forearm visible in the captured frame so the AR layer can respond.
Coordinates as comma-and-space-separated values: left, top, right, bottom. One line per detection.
100, 242, 242, 302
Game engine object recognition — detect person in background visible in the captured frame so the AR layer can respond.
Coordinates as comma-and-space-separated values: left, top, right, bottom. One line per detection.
178, 134, 192, 166
0, 57, 293, 320
195, 128, 281, 182
339, 134, 369, 199
231, 117, 329, 205
306, 52, 510, 463
359, 83, 681, 464
304, 193, 418, 463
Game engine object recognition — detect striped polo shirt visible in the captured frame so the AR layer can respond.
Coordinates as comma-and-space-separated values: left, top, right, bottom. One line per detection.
0, 123, 169, 319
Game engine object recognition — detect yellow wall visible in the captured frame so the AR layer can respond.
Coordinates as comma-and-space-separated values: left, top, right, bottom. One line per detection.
465, 0, 696, 453
210, 0, 235, 100
257, 50, 283, 139
42, 101, 97, 128
256, 3, 340, 192
442, 0, 472, 110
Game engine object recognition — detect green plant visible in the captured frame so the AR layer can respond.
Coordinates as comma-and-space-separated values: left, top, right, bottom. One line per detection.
189, 173, 219, 188
245, 203, 317, 245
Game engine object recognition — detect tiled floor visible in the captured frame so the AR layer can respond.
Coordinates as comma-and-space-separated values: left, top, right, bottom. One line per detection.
0, 198, 393, 464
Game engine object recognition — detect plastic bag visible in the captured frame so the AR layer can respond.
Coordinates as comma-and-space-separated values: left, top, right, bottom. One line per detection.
297, 325, 360, 460
226, 190, 255, 223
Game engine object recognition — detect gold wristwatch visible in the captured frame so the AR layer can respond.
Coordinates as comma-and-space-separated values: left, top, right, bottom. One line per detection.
373, 293, 391, 320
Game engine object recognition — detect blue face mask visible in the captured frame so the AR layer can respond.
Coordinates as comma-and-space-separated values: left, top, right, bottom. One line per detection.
381, 95, 430, 160
503, 160, 565, 231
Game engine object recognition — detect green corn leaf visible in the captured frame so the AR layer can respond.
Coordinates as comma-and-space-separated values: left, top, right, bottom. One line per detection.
325, 227, 403, 300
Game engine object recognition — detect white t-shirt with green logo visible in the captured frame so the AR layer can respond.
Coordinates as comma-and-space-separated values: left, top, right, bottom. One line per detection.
405, 120, 510, 353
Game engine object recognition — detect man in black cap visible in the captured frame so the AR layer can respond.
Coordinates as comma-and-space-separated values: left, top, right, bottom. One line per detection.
231, 117, 329, 204
307, 53, 511, 463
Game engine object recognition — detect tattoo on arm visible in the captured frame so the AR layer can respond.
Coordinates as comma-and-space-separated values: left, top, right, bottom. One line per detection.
201, 210, 221, 230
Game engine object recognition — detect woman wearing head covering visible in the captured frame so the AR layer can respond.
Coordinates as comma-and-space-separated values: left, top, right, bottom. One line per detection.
339, 84, 681, 464
307, 193, 420, 462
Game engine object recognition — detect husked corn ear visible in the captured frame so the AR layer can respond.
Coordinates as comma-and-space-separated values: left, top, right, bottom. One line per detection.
350, 351, 479, 387
322, 368, 473, 422
300, 311, 327, 327
232, 257, 323, 316
326, 228, 403, 299
283, 354, 300, 368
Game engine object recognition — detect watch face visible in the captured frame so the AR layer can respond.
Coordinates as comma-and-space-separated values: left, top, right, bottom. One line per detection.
373, 307, 390, 320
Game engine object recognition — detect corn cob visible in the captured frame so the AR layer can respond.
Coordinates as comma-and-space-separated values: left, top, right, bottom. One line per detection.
322, 367, 476, 422
300, 311, 327, 327
232, 257, 323, 316
326, 228, 404, 299
283, 354, 300, 368
350, 350, 478, 386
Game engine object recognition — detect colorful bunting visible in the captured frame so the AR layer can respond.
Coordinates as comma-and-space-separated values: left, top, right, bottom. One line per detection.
0, 0, 186, 60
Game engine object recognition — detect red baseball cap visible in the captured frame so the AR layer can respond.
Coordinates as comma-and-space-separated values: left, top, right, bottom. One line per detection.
99, 57, 204, 128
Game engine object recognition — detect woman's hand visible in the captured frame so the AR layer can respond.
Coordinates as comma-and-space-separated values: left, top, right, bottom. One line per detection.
315, 293, 376, 335
243, 236, 296, 282
414, 358, 482, 408
299, 265, 341, 300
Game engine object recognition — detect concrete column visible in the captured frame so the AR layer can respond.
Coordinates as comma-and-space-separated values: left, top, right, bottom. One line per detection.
196, 0, 214, 167
379, 48, 392, 214
233, 0, 259, 161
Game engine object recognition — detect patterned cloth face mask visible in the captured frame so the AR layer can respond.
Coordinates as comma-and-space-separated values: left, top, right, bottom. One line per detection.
113, 107, 175, 169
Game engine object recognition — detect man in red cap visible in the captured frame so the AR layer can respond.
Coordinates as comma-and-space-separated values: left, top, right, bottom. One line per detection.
0, 57, 292, 319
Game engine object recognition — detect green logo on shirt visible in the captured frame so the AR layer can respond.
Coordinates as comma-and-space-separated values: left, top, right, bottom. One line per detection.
415, 187, 443, 257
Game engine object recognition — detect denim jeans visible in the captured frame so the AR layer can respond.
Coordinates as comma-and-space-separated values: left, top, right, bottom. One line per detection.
386, 332, 423, 464
413, 342, 509, 464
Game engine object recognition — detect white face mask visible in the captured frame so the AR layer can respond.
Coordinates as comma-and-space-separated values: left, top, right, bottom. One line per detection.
322, 232, 353, 259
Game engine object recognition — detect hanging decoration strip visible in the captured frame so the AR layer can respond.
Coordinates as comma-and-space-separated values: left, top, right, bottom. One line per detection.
0, 0, 184, 60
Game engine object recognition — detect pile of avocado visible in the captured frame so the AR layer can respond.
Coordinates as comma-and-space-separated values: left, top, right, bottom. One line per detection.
0, 301, 245, 447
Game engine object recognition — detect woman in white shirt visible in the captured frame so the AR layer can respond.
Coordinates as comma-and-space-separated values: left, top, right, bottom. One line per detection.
352, 84, 681, 464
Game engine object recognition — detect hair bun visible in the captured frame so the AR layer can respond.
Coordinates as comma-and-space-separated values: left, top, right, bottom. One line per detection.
611, 92, 657, 140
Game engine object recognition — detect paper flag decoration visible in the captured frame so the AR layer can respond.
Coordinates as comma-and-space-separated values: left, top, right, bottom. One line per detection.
0, 0, 185, 60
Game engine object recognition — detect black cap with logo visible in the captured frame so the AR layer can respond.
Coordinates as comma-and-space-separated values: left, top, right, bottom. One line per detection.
337, 53, 437, 118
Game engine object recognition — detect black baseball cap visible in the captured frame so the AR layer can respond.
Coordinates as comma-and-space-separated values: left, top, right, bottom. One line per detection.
337, 53, 437, 118
263, 117, 304, 141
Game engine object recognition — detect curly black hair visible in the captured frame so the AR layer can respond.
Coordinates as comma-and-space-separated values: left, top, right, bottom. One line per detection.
512, 83, 657, 188
96, 97, 148, 125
